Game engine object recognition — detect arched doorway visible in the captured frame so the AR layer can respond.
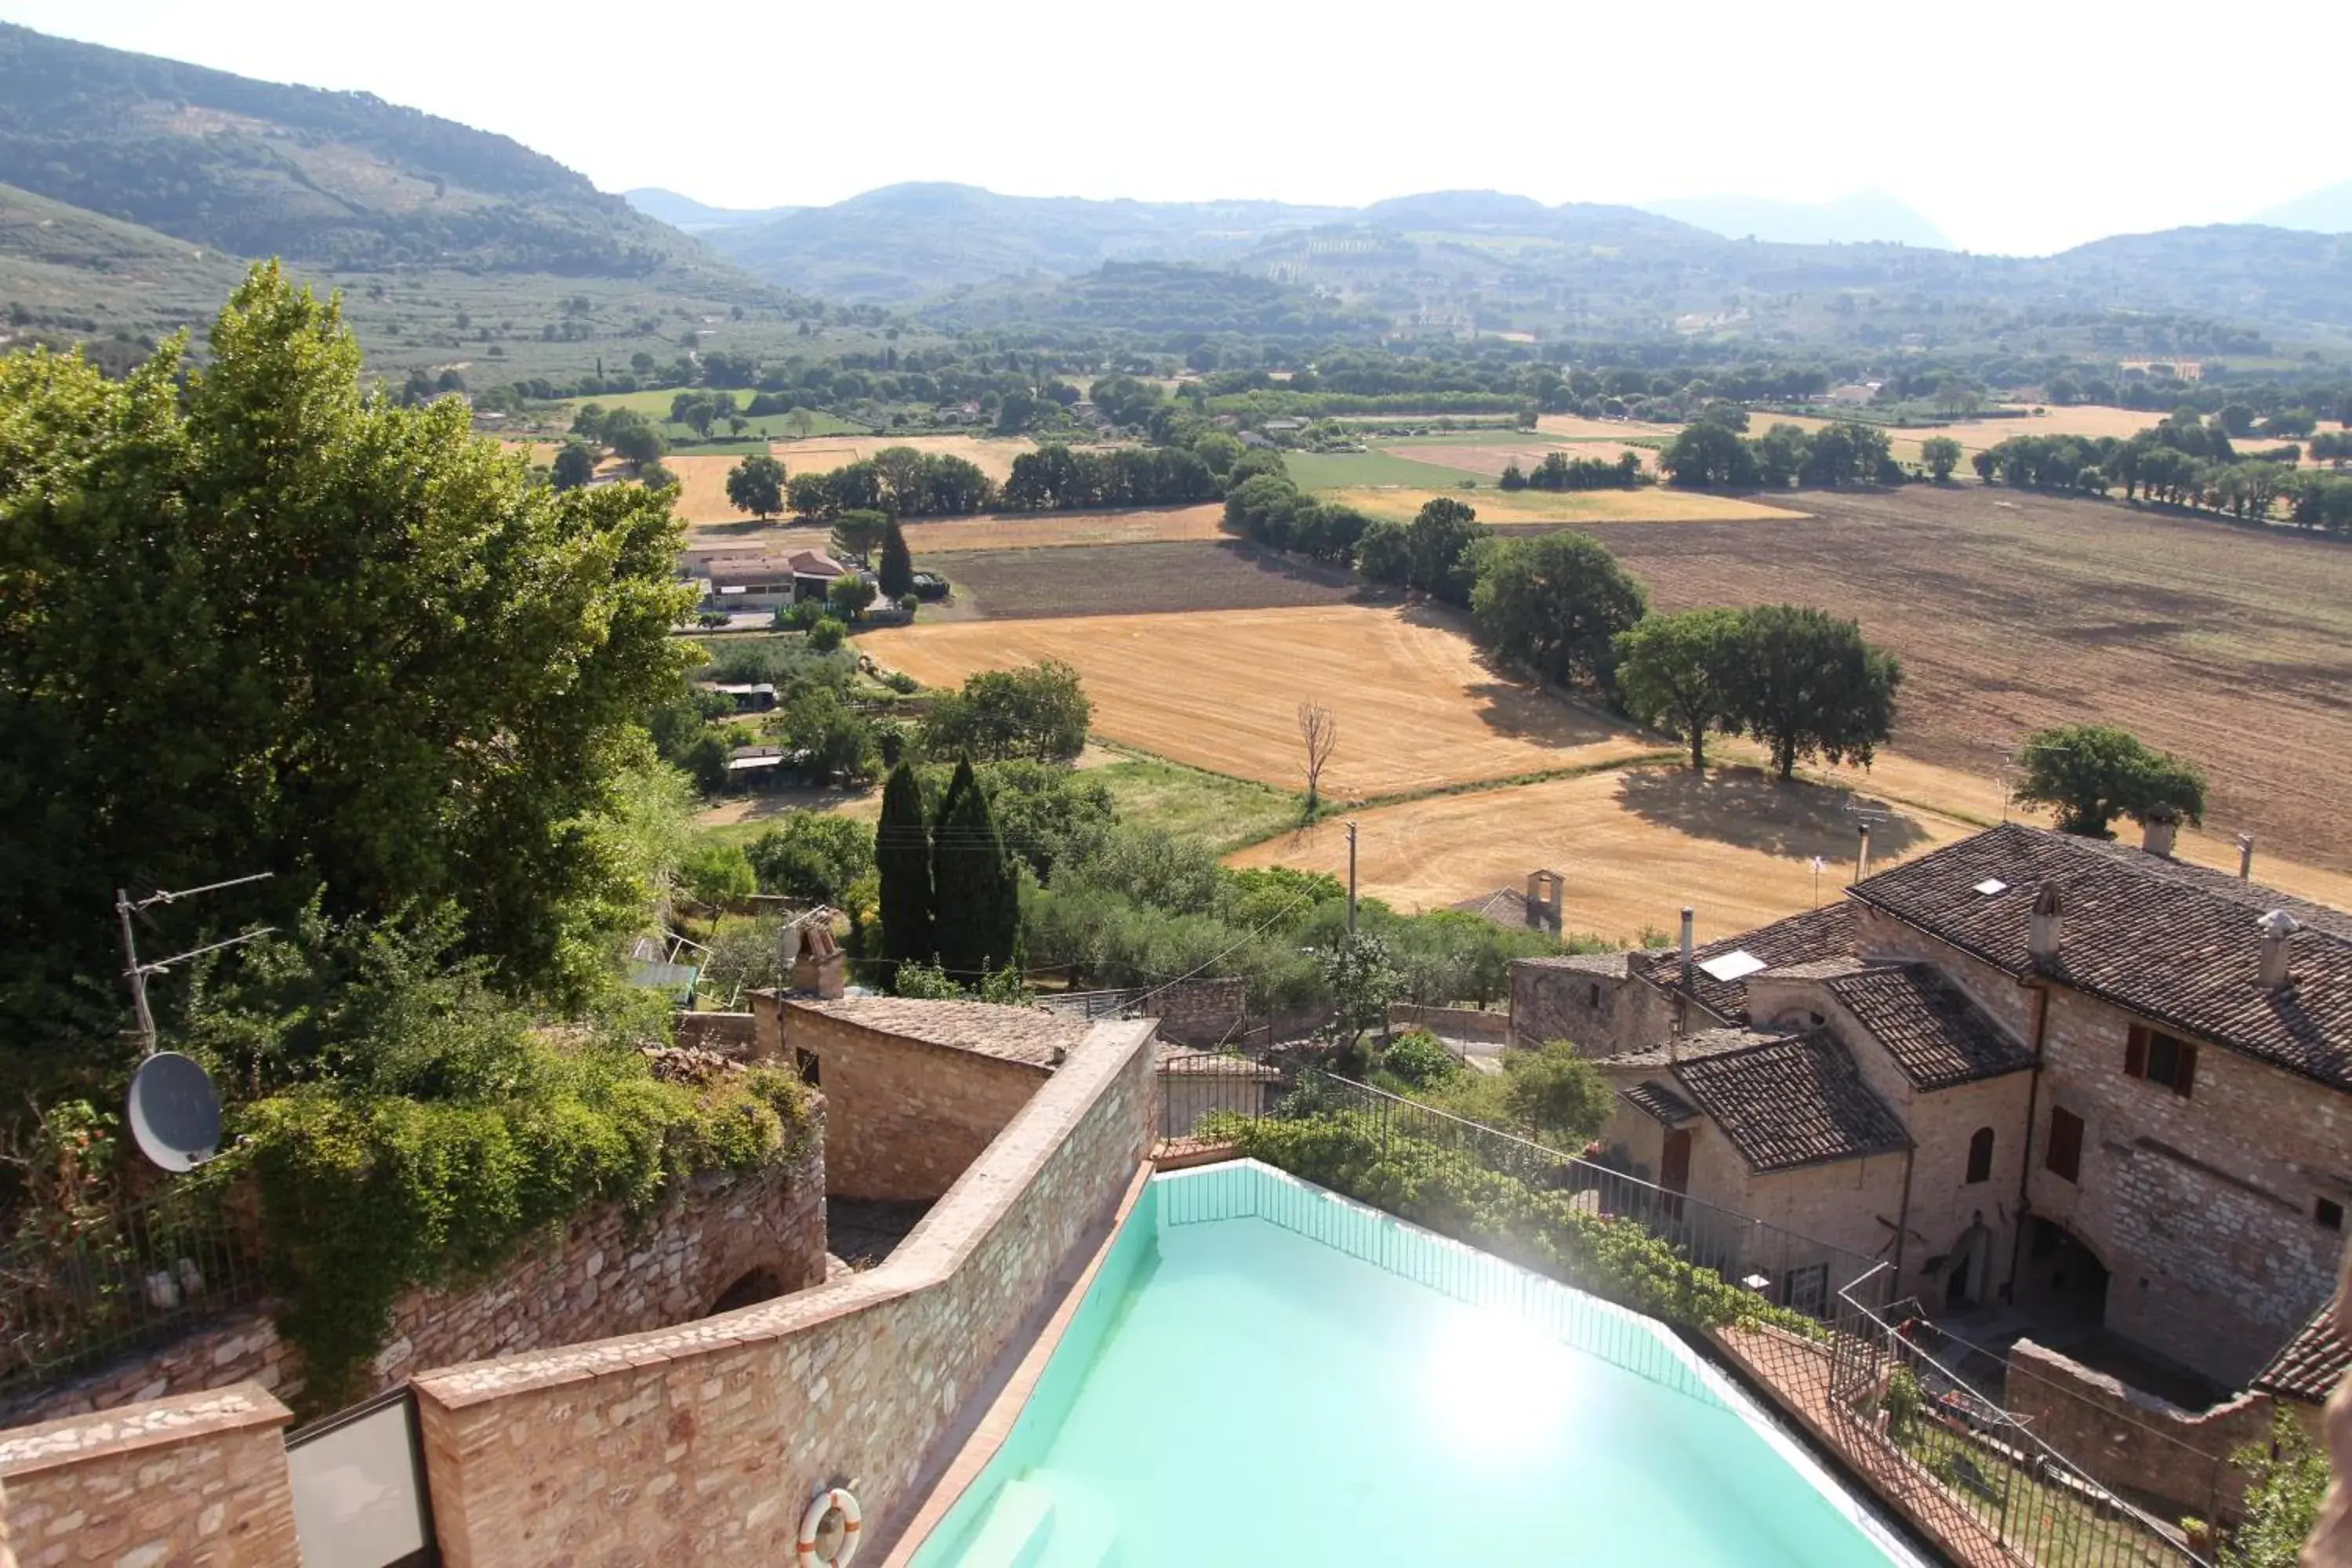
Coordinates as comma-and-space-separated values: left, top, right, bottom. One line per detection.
2012, 1217, 2110, 1334
706, 1266, 786, 1316
1943, 1211, 1995, 1310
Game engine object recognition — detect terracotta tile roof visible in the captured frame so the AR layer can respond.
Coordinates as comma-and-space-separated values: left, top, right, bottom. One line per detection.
1829, 964, 2034, 1090
1852, 822, 2352, 1093
1619, 1078, 1699, 1127
1450, 887, 1555, 933
1632, 903, 1857, 1022
1671, 1030, 1911, 1173
2252, 1297, 2350, 1403
1596, 1025, 1786, 1072
786, 996, 1087, 1068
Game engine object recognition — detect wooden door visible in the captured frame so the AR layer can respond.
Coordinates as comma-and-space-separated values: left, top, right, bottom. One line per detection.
1660, 1128, 1692, 1221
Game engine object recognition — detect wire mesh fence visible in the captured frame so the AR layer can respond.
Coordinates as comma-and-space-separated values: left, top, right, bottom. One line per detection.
0, 1184, 260, 1406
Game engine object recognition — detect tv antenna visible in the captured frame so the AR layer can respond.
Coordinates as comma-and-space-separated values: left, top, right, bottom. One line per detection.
115, 872, 274, 1172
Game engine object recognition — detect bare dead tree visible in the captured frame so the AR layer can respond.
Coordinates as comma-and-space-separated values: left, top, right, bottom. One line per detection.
1298, 702, 1339, 815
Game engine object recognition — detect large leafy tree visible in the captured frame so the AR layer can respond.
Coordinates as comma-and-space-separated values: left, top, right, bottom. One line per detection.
1720, 606, 1902, 780
1613, 608, 1743, 770
1404, 496, 1486, 604
916, 662, 1091, 764
724, 452, 785, 520
0, 263, 695, 1065
930, 756, 1020, 985
2013, 724, 2207, 837
1470, 530, 1647, 693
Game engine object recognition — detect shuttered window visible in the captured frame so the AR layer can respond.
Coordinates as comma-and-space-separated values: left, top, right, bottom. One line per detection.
2125, 1024, 2197, 1098
2045, 1106, 2085, 1183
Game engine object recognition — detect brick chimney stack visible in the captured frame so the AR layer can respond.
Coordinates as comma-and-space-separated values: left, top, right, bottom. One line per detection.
2141, 805, 2180, 858
2259, 909, 2300, 989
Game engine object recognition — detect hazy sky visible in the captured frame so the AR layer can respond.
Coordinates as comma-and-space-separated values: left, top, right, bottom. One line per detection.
5, 0, 2342, 256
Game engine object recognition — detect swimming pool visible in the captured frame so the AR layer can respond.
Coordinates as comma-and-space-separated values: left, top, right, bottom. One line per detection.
910, 1160, 1924, 1566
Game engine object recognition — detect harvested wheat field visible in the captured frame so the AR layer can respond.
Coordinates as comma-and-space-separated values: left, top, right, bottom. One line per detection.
1588, 485, 2352, 873
658, 455, 755, 522
768, 434, 1042, 485
1737, 405, 2161, 466
860, 604, 1664, 797
1384, 441, 1656, 479
1537, 414, 1682, 441
1229, 764, 1975, 943
684, 505, 1229, 558
1325, 485, 1806, 526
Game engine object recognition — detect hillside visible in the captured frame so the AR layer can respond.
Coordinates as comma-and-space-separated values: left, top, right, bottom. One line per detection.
1640, 190, 1954, 249
622, 188, 801, 233
0, 22, 716, 278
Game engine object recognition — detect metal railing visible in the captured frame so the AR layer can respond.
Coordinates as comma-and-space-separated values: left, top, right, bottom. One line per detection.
1827, 1264, 2211, 1567
0, 1184, 261, 1407
1156, 1058, 1890, 1323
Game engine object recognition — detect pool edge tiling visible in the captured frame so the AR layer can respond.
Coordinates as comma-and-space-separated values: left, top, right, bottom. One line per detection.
908, 1160, 1929, 1567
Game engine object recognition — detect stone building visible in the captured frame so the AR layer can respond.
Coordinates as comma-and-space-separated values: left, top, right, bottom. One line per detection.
1534, 821, 2352, 1393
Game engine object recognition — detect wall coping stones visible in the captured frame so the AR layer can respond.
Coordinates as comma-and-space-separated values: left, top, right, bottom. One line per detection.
0, 1385, 291, 1478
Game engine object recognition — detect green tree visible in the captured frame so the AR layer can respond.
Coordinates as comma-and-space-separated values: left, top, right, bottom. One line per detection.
1320, 931, 1405, 1044
748, 812, 874, 905
724, 453, 786, 520
773, 687, 877, 782
2223, 1414, 2328, 1567
1501, 1042, 1616, 1147
1405, 496, 1488, 604
874, 762, 932, 973
1721, 606, 1902, 780
877, 517, 916, 600
931, 757, 1020, 985
1613, 608, 1742, 770
680, 842, 757, 907
2013, 724, 2207, 838
1470, 530, 1648, 692
917, 662, 1091, 763
550, 441, 598, 491
1661, 419, 1760, 488
827, 573, 878, 623
602, 410, 666, 471
1356, 519, 1410, 585
1919, 436, 1965, 481
831, 508, 887, 564
0, 262, 695, 1061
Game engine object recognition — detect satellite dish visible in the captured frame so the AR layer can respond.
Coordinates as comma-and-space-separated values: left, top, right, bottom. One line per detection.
127, 1052, 222, 1172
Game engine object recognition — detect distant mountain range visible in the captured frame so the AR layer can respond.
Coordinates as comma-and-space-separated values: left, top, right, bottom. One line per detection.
1637, 191, 1954, 249
621, 188, 801, 234
2251, 180, 2352, 235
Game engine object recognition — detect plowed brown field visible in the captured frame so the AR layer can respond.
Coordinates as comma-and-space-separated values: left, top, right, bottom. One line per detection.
860, 604, 1664, 797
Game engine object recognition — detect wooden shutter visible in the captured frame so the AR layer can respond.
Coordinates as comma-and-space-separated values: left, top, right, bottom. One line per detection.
2174, 1043, 2197, 1098
2124, 1025, 2147, 1079
2046, 1107, 2084, 1182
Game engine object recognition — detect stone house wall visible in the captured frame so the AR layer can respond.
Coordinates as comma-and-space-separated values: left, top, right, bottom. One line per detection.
2, 1129, 825, 1428
1388, 1003, 1510, 1044
0, 1385, 299, 1568
1511, 960, 1679, 1055
2028, 980, 2347, 1387
2004, 1338, 2289, 1523
1893, 1073, 2032, 1309
766, 1000, 1050, 1201
1730, 1150, 1910, 1298
1144, 978, 1247, 1047
408, 1018, 1159, 1568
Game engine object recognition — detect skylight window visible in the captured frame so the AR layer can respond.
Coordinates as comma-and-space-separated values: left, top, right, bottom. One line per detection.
1973, 878, 2009, 896
1697, 950, 1767, 983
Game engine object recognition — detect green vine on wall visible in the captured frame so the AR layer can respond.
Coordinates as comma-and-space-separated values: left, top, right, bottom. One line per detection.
234, 1052, 812, 1414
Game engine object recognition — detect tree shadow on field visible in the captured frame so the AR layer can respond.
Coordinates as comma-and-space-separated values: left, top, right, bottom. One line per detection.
1613, 764, 1931, 862
1388, 599, 1642, 750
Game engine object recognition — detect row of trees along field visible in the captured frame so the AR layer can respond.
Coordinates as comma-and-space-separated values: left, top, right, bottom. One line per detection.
1973, 408, 2352, 532
1219, 456, 1902, 779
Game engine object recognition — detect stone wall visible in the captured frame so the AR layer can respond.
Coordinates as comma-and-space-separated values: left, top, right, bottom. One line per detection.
1144, 977, 1247, 1047
1388, 1003, 1509, 1043
0, 1385, 299, 1567
1511, 958, 1679, 1054
408, 1018, 1158, 1568
3, 1129, 825, 1428
2005, 1338, 2273, 1522
765, 998, 1051, 1201
673, 1011, 757, 1057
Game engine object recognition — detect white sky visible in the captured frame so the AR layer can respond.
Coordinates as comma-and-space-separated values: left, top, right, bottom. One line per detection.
5, 0, 2343, 257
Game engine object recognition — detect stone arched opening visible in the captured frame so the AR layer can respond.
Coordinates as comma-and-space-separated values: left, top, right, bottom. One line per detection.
2013, 1216, 2111, 1334
706, 1267, 786, 1316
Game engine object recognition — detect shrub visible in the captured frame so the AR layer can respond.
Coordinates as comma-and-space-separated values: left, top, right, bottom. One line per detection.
1381, 1030, 1462, 1088
807, 616, 848, 652
1202, 1109, 1819, 1338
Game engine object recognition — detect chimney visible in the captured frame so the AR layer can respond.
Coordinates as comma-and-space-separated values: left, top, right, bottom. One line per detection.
1525, 870, 1548, 931
2028, 882, 2063, 969
1679, 906, 1697, 992
2259, 909, 2300, 989
2141, 806, 2180, 858
2238, 833, 2256, 881
1854, 822, 1872, 884
1546, 872, 1563, 935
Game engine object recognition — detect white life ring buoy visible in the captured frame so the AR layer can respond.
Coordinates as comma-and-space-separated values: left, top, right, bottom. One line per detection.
797, 1486, 862, 1567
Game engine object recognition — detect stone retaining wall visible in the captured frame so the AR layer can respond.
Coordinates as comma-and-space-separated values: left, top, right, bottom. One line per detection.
4, 1123, 825, 1427
2005, 1338, 2282, 1522
0, 1385, 299, 1568
1144, 978, 1247, 1046
1388, 1003, 1511, 1042
409, 1018, 1159, 1567
673, 1011, 758, 1057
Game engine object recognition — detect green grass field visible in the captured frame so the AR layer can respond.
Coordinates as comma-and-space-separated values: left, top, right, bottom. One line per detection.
1090, 750, 1304, 851
557, 389, 865, 439
1282, 448, 1486, 489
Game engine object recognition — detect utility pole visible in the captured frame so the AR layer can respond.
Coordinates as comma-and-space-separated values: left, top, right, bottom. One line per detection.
1345, 819, 1359, 937
114, 873, 276, 1057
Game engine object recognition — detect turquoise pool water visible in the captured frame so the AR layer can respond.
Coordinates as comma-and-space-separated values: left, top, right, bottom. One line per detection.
912, 1160, 1922, 1567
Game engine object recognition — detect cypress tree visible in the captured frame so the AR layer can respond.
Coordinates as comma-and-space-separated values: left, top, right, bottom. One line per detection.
931, 756, 1018, 985
878, 517, 916, 600
875, 761, 933, 979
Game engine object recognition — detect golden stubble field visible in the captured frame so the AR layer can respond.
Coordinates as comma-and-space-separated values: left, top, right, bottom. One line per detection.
1227, 764, 1979, 944
686, 504, 1229, 558
1742, 404, 2160, 466
859, 604, 1664, 798
1323, 487, 1806, 527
